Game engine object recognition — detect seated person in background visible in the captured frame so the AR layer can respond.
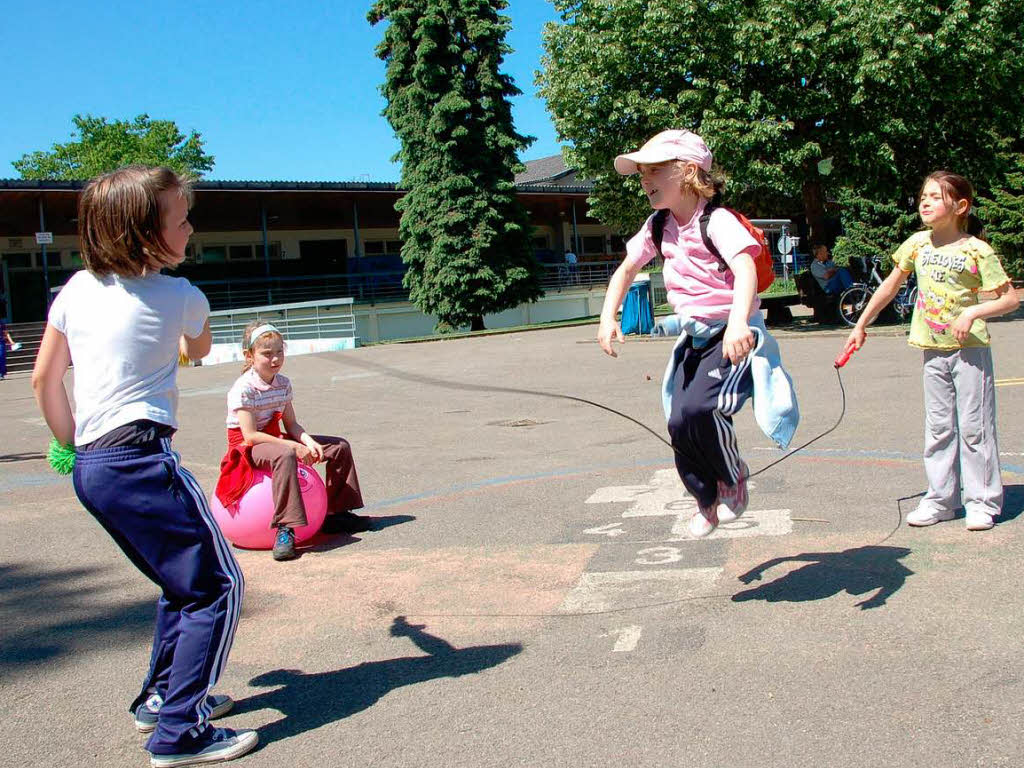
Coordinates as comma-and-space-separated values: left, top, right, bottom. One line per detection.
809, 242, 854, 294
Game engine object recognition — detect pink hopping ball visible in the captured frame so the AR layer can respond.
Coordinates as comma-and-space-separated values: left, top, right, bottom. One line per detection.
210, 465, 328, 549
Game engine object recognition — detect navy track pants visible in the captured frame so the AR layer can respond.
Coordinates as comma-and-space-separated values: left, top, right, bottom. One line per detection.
73, 438, 244, 755
667, 331, 754, 509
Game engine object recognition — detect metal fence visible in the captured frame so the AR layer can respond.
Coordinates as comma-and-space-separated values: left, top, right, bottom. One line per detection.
207, 297, 356, 346
194, 218, 802, 313
196, 263, 618, 312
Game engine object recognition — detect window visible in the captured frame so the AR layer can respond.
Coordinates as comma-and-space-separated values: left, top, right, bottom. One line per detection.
362, 240, 401, 257
582, 235, 606, 255
36, 251, 62, 268
201, 246, 227, 263
532, 235, 549, 250
3, 253, 32, 269
229, 245, 254, 261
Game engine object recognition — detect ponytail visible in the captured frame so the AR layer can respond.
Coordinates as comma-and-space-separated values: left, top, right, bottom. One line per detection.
966, 213, 986, 241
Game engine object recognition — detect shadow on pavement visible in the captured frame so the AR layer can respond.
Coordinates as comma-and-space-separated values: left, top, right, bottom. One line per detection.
0, 562, 153, 677
732, 545, 913, 610
1000, 484, 1024, 523
298, 515, 416, 555
240, 616, 522, 746
0, 451, 47, 463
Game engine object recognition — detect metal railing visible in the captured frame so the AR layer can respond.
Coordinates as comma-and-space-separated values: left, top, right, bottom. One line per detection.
195, 262, 619, 312
208, 297, 356, 346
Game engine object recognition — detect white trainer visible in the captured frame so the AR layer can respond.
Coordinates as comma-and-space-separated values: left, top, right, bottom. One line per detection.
965, 509, 995, 531
689, 505, 718, 538
717, 462, 749, 524
906, 505, 956, 527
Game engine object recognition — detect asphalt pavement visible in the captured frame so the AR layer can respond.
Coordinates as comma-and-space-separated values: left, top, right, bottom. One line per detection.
2, 312, 1023, 768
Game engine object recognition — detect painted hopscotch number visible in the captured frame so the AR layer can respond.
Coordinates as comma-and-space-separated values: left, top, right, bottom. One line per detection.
587, 468, 792, 542
583, 522, 627, 538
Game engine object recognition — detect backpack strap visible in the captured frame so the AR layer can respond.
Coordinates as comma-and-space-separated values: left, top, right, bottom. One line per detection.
697, 198, 730, 273
651, 208, 670, 260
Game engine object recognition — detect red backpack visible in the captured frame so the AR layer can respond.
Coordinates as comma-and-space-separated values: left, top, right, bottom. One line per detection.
652, 202, 776, 293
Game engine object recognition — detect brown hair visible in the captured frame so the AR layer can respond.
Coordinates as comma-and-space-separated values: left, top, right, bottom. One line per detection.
920, 170, 985, 239
642, 159, 725, 201
240, 319, 284, 373
77, 165, 194, 277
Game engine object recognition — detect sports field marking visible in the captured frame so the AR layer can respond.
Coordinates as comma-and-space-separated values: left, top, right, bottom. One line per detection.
995, 377, 1024, 387
559, 568, 722, 613
607, 625, 643, 652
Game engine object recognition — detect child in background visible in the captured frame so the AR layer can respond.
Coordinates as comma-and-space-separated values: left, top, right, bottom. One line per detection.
0, 313, 14, 379
32, 166, 256, 767
598, 129, 798, 538
215, 320, 368, 561
845, 170, 1019, 530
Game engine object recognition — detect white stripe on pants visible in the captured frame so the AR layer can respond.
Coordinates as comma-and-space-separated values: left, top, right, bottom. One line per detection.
921, 347, 1002, 516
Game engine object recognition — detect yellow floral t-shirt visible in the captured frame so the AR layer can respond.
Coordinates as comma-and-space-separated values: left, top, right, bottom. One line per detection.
894, 230, 1010, 349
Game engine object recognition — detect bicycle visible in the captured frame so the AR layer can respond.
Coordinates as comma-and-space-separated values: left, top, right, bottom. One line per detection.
838, 256, 918, 327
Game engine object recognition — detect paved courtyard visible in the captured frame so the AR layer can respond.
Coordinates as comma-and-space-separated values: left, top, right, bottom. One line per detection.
2, 315, 1023, 767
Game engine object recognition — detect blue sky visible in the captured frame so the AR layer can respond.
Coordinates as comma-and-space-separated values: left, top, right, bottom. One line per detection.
0, 0, 563, 182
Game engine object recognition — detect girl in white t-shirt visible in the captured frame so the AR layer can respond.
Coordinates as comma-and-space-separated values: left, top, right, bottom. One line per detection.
32, 166, 256, 765
598, 129, 798, 539
215, 320, 366, 561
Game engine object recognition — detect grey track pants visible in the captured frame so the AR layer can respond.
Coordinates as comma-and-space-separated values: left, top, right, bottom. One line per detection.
921, 346, 1002, 517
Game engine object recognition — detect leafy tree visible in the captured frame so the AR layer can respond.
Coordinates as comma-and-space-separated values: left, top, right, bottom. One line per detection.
538, 0, 1024, 245
13, 114, 214, 179
978, 151, 1024, 280
369, 0, 543, 332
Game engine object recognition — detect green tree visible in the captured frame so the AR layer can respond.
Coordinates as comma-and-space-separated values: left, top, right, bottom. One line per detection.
13, 114, 214, 179
369, 0, 543, 332
978, 151, 1024, 280
538, 0, 1024, 244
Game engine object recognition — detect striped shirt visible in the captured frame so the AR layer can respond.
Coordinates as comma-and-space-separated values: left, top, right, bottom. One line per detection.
226, 369, 292, 429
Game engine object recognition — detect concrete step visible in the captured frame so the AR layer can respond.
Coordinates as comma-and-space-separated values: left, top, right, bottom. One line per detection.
4, 321, 45, 375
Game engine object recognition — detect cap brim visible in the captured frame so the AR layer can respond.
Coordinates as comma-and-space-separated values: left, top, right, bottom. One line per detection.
613, 148, 677, 175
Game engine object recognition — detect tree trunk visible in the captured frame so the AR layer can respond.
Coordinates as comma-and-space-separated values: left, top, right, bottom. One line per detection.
470, 315, 486, 332
801, 177, 827, 245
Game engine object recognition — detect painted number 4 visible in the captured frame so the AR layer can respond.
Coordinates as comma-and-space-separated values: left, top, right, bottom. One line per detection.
584, 522, 626, 538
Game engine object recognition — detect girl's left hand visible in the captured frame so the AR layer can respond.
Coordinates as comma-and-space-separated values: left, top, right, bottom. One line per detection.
723, 321, 754, 365
301, 434, 325, 462
950, 310, 975, 345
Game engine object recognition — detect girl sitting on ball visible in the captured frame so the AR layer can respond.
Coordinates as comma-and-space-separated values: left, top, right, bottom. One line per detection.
215, 321, 368, 561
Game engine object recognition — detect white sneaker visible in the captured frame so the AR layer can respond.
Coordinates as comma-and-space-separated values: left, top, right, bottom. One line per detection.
717, 462, 749, 524
966, 510, 995, 531
689, 504, 718, 538
906, 505, 956, 527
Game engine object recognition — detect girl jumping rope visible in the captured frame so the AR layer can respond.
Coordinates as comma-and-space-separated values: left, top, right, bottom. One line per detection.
598, 129, 798, 538
32, 166, 256, 766
215, 320, 367, 561
844, 170, 1019, 531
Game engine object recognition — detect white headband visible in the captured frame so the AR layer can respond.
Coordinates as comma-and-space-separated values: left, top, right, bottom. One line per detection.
248, 323, 280, 348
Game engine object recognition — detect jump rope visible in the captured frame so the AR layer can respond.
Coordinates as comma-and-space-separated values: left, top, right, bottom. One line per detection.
47, 336, 904, 618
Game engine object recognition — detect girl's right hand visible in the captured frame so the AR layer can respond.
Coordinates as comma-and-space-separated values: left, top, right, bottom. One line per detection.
846, 326, 867, 352
293, 442, 317, 466
598, 317, 625, 357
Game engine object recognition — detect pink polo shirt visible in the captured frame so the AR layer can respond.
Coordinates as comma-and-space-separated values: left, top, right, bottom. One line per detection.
624, 201, 761, 321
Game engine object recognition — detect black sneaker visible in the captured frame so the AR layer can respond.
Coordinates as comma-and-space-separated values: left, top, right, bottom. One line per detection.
321, 511, 373, 534
272, 527, 297, 560
149, 727, 258, 767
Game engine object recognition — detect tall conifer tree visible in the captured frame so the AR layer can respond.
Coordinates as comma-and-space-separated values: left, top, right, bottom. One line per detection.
370, 0, 543, 332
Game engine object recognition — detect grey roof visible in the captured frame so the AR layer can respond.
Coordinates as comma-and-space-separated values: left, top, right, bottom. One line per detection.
515, 155, 594, 191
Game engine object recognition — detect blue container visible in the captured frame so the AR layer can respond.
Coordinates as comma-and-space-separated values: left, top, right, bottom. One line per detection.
621, 278, 654, 335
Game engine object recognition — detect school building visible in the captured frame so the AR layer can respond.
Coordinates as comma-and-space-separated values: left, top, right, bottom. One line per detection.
0, 156, 622, 323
